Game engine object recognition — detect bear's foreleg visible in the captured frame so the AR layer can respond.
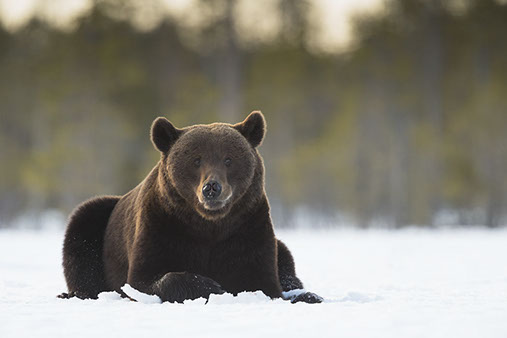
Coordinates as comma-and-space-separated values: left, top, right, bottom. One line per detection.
277, 239, 304, 291
277, 239, 323, 304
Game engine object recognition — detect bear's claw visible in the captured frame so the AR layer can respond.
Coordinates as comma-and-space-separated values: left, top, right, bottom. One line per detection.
57, 291, 95, 299
290, 291, 323, 304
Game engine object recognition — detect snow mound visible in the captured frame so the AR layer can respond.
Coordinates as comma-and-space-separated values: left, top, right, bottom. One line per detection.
116, 284, 276, 305
121, 284, 162, 304
97, 291, 123, 301
281, 288, 307, 299
207, 290, 275, 304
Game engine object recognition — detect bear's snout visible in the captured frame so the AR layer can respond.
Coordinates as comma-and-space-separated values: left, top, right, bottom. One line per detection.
197, 177, 232, 212
202, 180, 222, 200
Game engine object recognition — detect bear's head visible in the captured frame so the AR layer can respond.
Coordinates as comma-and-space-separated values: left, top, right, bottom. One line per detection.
151, 111, 266, 221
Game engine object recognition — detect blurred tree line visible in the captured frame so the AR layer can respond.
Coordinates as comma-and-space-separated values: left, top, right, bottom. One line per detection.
0, 0, 506, 228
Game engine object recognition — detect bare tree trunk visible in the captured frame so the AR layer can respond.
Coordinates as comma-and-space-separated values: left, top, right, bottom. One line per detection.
389, 113, 411, 227
217, 0, 242, 122
421, 1, 445, 224
485, 160, 503, 227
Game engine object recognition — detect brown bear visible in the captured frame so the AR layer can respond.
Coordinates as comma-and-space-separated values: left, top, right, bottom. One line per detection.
60, 111, 322, 304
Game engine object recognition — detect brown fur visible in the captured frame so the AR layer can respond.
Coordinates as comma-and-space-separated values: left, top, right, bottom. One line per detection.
61, 111, 322, 303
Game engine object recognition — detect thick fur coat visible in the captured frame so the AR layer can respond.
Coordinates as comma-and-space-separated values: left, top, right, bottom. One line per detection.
61, 112, 321, 304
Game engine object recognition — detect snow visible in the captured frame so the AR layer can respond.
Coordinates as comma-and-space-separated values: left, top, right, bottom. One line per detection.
121, 284, 161, 304
1, 227, 506, 338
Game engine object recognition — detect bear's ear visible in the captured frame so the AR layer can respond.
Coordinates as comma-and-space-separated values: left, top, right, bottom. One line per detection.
233, 111, 266, 148
150, 117, 182, 153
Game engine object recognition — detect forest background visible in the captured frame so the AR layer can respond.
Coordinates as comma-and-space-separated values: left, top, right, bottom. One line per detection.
1, 0, 506, 228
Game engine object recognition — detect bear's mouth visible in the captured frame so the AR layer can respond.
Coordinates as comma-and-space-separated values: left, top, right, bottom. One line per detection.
198, 192, 232, 211
194, 192, 233, 221
203, 200, 226, 210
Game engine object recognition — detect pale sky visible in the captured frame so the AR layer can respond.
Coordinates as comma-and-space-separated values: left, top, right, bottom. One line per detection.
0, 0, 384, 53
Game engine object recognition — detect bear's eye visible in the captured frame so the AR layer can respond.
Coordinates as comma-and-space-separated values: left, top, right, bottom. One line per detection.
224, 158, 232, 167
194, 158, 201, 167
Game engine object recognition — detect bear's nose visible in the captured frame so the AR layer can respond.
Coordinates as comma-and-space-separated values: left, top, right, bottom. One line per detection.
202, 180, 222, 200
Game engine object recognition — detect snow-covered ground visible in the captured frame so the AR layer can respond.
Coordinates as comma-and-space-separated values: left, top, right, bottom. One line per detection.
1, 227, 506, 337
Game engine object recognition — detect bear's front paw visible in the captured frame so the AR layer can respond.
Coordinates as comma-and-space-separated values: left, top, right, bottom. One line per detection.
155, 272, 225, 303
57, 291, 97, 300
290, 291, 323, 304
191, 274, 225, 300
